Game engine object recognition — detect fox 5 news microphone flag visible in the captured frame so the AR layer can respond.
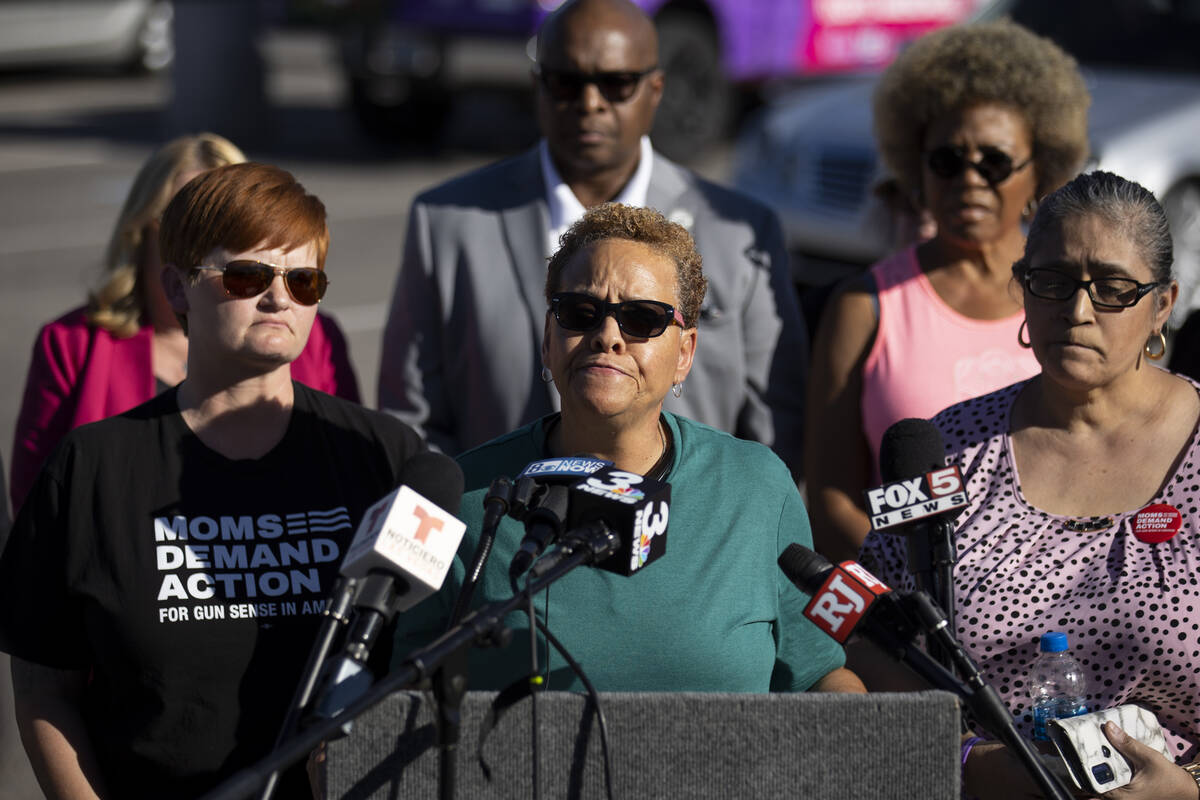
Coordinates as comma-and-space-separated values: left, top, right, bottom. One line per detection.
864, 464, 969, 532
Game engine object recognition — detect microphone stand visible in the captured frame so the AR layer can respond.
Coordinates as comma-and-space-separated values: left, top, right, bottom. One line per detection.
904, 517, 958, 673
873, 590, 1073, 800
199, 527, 618, 800
435, 477, 512, 800
256, 576, 356, 800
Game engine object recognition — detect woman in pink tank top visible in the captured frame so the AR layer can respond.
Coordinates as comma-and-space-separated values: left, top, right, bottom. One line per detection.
804, 20, 1091, 563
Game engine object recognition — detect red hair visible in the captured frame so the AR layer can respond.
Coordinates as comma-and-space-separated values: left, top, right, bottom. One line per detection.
159, 162, 328, 272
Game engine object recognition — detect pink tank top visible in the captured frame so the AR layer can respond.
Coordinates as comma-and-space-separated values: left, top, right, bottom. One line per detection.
860, 247, 1040, 476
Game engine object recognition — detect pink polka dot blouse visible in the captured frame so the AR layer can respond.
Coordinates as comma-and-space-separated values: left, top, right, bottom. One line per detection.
861, 379, 1200, 761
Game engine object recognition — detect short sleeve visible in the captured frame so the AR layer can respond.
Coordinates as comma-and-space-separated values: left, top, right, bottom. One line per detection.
0, 454, 91, 668
772, 489, 846, 691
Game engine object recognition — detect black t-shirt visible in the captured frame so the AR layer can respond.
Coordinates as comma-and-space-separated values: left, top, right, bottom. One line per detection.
0, 383, 424, 799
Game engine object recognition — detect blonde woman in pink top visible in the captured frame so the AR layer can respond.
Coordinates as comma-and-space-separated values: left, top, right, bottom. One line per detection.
10, 134, 360, 512
805, 20, 1090, 563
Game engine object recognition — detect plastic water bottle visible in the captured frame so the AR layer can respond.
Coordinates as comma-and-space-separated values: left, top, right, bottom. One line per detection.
1029, 631, 1089, 740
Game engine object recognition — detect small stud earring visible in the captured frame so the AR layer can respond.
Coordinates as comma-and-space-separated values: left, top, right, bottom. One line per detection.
1022, 197, 1039, 222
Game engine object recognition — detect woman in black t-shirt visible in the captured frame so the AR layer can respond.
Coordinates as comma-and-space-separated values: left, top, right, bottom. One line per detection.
0, 163, 425, 799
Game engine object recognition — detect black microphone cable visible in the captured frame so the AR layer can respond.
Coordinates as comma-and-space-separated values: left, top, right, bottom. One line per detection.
527, 612, 615, 800
489, 538, 616, 800
511, 563, 615, 800
525, 584, 540, 800
527, 524, 619, 800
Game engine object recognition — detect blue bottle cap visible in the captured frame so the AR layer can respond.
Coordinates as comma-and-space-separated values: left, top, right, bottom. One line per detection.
1039, 631, 1069, 653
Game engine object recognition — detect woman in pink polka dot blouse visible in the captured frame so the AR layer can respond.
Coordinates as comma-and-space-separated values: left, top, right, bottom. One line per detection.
862, 171, 1200, 799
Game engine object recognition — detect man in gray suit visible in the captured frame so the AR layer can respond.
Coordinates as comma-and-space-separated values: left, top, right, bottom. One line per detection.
379, 0, 808, 476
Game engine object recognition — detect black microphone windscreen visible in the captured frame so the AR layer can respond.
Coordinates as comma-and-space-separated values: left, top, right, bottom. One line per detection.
777, 543, 832, 591
396, 451, 465, 516
879, 418, 946, 483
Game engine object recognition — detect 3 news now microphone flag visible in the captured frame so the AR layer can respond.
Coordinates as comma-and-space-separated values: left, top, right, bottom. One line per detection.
566, 466, 670, 576
516, 455, 614, 481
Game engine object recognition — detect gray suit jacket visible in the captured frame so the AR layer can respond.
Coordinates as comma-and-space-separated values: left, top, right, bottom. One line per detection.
378, 146, 808, 474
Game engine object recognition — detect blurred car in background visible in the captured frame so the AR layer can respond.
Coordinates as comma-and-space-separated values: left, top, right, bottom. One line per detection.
733, 0, 1200, 328
328, 0, 982, 161
0, 0, 172, 73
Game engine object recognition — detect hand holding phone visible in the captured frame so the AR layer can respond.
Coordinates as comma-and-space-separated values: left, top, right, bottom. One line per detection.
1047, 704, 1172, 794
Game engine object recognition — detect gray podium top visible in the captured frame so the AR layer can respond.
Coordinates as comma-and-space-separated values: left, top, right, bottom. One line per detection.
327, 689, 961, 799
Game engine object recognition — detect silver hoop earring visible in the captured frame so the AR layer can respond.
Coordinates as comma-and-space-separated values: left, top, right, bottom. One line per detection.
1017, 319, 1032, 349
541, 366, 554, 383
671, 382, 683, 398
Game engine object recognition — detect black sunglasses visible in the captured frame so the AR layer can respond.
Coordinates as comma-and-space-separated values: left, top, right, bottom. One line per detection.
550, 292, 684, 338
925, 145, 1033, 185
193, 260, 328, 306
534, 65, 658, 104
1024, 268, 1162, 309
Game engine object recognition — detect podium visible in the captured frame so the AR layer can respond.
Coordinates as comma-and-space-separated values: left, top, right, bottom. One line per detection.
327, 690, 961, 798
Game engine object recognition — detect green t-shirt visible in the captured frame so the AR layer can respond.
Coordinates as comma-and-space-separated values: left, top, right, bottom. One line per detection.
393, 412, 844, 693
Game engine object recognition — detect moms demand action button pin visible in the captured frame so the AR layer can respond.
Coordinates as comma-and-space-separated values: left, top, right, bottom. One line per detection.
1132, 503, 1182, 544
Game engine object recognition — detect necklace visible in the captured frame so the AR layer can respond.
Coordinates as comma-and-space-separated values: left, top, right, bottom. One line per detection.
542, 414, 674, 479
645, 417, 673, 480
1062, 516, 1114, 533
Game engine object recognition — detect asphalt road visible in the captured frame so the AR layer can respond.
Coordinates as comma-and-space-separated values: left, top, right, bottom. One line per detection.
0, 30, 732, 489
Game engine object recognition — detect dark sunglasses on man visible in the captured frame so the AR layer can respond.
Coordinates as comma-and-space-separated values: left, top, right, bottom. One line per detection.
193, 260, 329, 306
534, 64, 658, 104
551, 292, 684, 338
925, 144, 1033, 186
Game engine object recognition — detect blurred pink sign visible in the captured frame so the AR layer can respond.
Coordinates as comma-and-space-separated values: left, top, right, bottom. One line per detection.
802, 0, 982, 72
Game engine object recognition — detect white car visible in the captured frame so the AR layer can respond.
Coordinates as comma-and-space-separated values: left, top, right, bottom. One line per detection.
0, 0, 173, 73
733, 0, 1200, 327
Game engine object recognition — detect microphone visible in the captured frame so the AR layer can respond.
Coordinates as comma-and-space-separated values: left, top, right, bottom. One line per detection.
867, 418, 966, 658
508, 456, 612, 579
509, 484, 570, 579
531, 467, 670, 578
865, 418, 968, 532
314, 451, 466, 719
777, 543, 1076, 800
777, 543, 916, 646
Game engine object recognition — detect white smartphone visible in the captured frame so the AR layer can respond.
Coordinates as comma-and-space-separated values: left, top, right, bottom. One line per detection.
1047, 704, 1173, 794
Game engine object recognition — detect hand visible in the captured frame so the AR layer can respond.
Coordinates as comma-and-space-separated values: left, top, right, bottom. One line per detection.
1099, 721, 1198, 800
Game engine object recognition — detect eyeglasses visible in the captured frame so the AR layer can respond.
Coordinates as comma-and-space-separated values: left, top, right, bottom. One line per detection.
550, 292, 685, 338
193, 260, 328, 306
534, 65, 658, 104
925, 145, 1033, 185
1023, 268, 1162, 309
